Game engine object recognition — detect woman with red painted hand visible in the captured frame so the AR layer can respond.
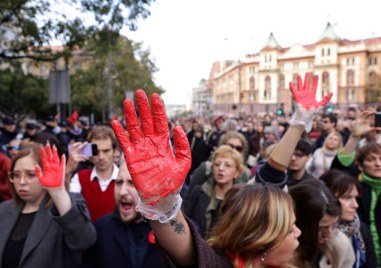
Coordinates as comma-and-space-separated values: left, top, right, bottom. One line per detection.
111, 73, 332, 267
0, 144, 96, 268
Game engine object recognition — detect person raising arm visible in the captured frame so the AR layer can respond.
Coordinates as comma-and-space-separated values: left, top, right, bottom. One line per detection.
111, 73, 331, 267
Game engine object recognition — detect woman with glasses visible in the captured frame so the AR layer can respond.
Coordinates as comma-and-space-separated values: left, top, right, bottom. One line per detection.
0, 144, 96, 268
289, 179, 355, 267
320, 169, 377, 268
182, 145, 244, 238
185, 131, 251, 198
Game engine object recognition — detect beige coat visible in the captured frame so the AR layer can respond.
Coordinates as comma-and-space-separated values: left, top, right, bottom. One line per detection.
319, 230, 355, 268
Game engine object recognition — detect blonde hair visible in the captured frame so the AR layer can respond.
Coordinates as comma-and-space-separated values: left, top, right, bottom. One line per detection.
212, 145, 244, 178
208, 184, 294, 267
219, 131, 249, 160
322, 131, 342, 151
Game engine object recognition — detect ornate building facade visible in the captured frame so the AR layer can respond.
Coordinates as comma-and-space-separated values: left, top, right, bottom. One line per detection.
209, 23, 381, 115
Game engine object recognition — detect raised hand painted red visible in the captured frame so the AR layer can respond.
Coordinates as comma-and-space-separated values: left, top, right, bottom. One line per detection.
289, 73, 332, 109
111, 89, 191, 205
35, 144, 66, 188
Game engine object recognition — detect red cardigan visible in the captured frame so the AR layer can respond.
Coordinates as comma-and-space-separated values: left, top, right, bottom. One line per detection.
78, 169, 116, 221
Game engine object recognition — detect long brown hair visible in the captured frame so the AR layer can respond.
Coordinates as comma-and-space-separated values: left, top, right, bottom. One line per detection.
289, 179, 341, 268
207, 184, 294, 267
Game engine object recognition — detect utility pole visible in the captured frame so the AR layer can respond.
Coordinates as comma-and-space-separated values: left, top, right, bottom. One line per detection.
107, 49, 113, 120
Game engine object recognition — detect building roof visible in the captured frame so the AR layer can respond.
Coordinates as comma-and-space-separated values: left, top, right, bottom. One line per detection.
318, 22, 340, 42
262, 33, 281, 50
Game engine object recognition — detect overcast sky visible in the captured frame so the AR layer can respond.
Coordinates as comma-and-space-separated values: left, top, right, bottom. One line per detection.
122, 0, 380, 106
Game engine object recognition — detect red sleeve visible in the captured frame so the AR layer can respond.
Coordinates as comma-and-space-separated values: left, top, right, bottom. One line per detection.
0, 153, 11, 200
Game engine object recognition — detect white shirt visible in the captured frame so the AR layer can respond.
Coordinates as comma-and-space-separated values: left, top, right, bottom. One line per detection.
70, 164, 119, 193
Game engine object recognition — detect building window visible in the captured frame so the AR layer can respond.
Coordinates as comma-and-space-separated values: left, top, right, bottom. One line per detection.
249, 77, 255, 90
265, 76, 271, 100
321, 48, 325, 56
327, 48, 331, 56
293, 62, 299, 70
292, 73, 299, 86
346, 57, 355, 66
279, 74, 285, 89
368, 71, 377, 86
308, 61, 314, 68
346, 70, 355, 86
368, 57, 378, 65
350, 89, 356, 101
322, 71, 329, 90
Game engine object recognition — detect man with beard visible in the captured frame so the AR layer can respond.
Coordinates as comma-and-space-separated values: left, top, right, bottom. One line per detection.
81, 161, 163, 268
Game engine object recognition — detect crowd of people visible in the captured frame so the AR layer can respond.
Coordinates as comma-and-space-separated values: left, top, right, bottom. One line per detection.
0, 73, 381, 267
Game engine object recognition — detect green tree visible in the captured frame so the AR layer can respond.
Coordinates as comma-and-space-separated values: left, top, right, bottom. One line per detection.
0, 0, 155, 61
70, 29, 163, 123
0, 61, 53, 118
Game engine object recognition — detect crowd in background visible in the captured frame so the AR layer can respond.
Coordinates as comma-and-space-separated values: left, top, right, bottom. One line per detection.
1, 97, 381, 267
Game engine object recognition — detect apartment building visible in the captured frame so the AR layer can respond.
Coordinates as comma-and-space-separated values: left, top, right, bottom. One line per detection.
209, 23, 381, 115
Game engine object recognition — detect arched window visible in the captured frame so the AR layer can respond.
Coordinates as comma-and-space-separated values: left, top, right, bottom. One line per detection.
264, 76, 271, 99
321, 71, 329, 97
368, 71, 377, 87
346, 70, 355, 86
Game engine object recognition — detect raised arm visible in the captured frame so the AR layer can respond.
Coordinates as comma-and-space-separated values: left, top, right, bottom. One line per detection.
111, 90, 195, 266
65, 142, 90, 182
268, 73, 332, 170
341, 109, 375, 155
36, 144, 72, 215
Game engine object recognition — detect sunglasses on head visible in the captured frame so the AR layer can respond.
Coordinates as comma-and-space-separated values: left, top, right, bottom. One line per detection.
6, 145, 20, 151
227, 144, 243, 152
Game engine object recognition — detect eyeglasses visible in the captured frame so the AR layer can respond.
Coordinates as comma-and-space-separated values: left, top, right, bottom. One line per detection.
227, 144, 243, 152
9, 170, 37, 183
6, 145, 20, 151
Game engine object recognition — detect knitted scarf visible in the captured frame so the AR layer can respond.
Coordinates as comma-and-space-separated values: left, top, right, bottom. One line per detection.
336, 213, 366, 267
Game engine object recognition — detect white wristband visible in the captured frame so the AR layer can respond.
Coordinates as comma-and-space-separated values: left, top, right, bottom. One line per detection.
289, 103, 318, 133
136, 194, 182, 223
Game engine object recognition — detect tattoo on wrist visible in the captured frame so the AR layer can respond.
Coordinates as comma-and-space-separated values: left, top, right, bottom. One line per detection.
169, 220, 185, 234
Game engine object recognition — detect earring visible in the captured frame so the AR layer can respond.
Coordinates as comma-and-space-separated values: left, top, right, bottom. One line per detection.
261, 252, 267, 262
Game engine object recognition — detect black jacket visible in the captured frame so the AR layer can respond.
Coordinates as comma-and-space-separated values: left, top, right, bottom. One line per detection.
81, 209, 163, 268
